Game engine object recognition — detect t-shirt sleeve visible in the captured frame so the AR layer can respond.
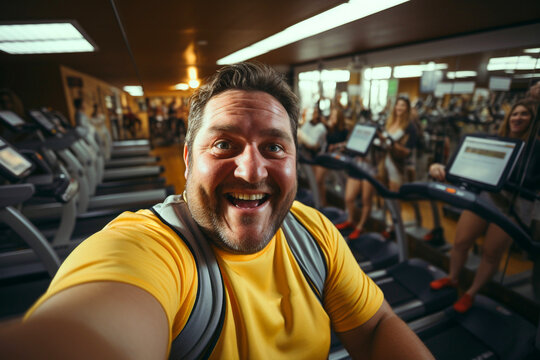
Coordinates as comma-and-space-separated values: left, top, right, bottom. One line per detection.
24, 210, 198, 349
290, 202, 384, 332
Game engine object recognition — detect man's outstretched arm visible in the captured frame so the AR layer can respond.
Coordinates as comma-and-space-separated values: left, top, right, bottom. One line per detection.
337, 300, 434, 360
0, 281, 169, 359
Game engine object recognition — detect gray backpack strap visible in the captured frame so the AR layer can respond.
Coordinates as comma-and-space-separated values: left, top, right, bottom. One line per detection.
282, 213, 327, 301
151, 195, 224, 360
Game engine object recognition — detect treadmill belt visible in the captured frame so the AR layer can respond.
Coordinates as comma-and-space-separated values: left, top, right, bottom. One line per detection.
377, 280, 415, 306
422, 324, 496, 360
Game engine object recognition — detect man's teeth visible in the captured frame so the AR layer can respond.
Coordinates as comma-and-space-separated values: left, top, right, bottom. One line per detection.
230, 193, 265, 200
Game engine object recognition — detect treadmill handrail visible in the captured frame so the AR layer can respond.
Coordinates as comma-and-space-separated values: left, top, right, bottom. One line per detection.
315, 153, 400, 199
0, 183, 35, 207
400, 182, 539, 255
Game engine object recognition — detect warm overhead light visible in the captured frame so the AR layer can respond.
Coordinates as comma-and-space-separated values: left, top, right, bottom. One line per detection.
446, 71, 477, 79
123, 86, 143, 97
188, 66, 198, 80
189, 79, 200, 89
0, 22, 96, 54
487, 56, 540, 71
217, 0, 409, 64
174, 83, 190, 91
524, 48, 540, 54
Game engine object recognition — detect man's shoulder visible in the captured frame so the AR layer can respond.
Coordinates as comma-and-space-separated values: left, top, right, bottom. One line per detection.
289, 201, 335, 235
104, 209, 163, 230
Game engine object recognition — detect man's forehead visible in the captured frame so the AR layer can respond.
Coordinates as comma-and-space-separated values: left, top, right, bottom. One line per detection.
204, 90, 287, 117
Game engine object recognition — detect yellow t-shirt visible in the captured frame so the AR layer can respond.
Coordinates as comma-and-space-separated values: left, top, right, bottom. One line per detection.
26, 201, 383, 359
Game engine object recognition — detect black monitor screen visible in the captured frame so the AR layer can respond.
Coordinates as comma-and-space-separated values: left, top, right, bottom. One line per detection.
0, 146, 33, 178
0, 110, 25, 127
346, 124, 377, 156
446, 134, 524, 191
29, 110, 56, 133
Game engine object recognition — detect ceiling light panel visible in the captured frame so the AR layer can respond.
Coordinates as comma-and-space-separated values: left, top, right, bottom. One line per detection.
217, 0, 409, 65
123, 86, 143, 96
0, 22, 96, 54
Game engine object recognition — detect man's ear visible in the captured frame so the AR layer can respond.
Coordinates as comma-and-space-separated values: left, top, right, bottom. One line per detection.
183, 144, 189, 179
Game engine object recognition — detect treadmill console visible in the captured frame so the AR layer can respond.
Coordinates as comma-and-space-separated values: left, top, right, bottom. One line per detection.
346, 123, 377, 156
445, 134, 524, 192
0, 110, 26, 131
28, 109, 58, 135
0, 137, 35, 181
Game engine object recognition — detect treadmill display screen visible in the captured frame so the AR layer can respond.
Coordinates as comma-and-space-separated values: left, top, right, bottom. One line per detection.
346, 124, 377, 156
0, 146, 33, 177
446, 135, 523, 190
0, 110, 25, 127
29, 110, 56, 133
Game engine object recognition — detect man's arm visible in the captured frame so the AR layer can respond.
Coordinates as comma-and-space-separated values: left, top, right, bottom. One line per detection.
337, 300, 434, 360
0, 281, 169, 359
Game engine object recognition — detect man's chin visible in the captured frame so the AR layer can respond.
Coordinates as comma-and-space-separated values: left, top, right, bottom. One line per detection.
213, 229, 272, 254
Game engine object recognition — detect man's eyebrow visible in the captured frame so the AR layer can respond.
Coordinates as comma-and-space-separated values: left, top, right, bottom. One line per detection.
207, 125, 293, 142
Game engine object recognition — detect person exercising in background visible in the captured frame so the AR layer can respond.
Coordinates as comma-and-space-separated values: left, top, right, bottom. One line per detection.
314, 105, 349, 207
377, 96, 418, 238
429, 99, 539, 313
0, 62, 433, 359
379, 96, 418, 192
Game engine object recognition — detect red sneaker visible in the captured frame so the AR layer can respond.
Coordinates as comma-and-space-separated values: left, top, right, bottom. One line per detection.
453, 293, 474, 313
430, 277, 457, 290
336, 221, 354, 230
348, 228, 364, 240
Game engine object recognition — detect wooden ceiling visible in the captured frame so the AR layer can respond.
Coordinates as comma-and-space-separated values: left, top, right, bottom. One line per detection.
1, 0, 539, 95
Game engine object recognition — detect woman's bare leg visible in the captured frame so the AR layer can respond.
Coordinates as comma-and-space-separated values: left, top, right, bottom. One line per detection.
344, 178, 363, 223
355, 180, 374, 231
449, 210, 488, 283
466, 223, 512, 297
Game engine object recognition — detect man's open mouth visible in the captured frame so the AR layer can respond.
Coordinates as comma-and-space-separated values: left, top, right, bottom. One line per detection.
226, 192, 269, 209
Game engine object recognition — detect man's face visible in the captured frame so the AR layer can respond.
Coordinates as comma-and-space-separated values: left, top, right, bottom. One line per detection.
184, 90, 297, 254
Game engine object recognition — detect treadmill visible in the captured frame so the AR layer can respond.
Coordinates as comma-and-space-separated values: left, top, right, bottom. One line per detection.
0, 136, 99, 277
35, 109, 164, 186
0, 138, 68, 319
312, 123, 399, 272
317, 151, 457, 322
0, 110, 173, 220
331, 133, 539, 359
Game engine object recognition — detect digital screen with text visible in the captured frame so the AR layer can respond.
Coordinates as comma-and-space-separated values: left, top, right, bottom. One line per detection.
449, 137, 516, 186
0, 147, 33, 177
346, 124, 376, 155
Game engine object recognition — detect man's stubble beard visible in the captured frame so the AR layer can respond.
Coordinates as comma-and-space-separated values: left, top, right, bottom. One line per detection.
185, 176, 297, 254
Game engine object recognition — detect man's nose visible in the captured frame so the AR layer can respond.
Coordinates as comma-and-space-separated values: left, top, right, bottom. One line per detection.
234, 145, 268, 183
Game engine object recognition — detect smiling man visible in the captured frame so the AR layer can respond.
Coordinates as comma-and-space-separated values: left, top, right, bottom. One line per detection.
185, 89, 297, 254
1, 62, 432, 359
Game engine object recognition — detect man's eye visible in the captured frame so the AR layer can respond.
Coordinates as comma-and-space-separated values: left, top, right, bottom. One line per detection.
215, 141, 232, 150
267, 144, 284, 153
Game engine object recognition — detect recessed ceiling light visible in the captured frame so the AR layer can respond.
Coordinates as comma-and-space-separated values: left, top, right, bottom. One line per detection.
217, 0, 409, 65
189, 79, 200, 89
123, 86, 143, 96
174, 83, 190, 91
0, 21, 97, 54
523, 48, 540, 54
487, 56, 540, 71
